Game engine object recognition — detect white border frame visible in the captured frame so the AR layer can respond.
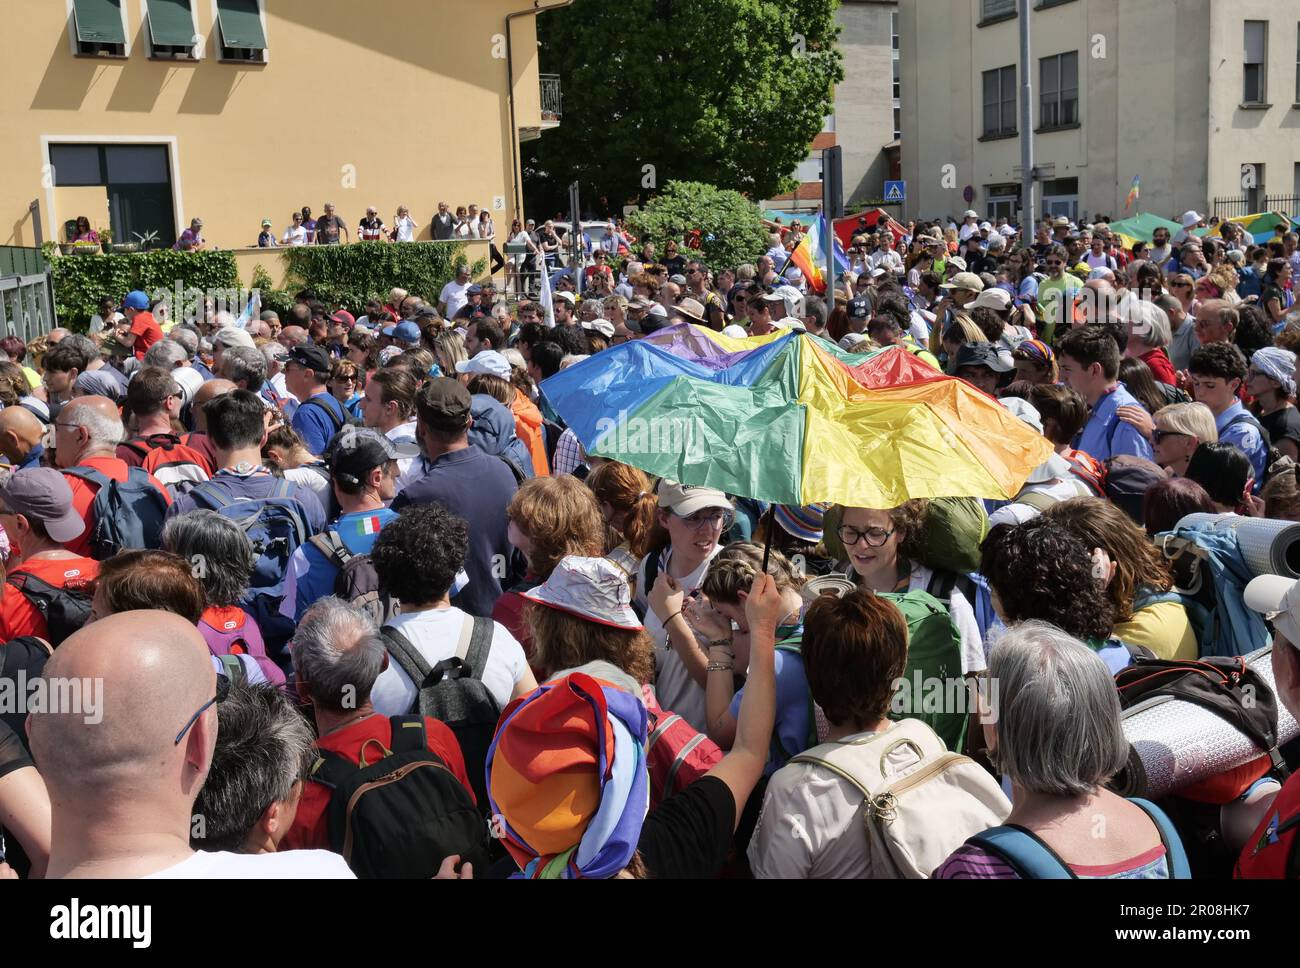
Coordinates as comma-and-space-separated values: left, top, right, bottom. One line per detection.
139, 0, 201, 60
41, 135, 184, 244
209, 0, 269, 64
65, 0, 133, 57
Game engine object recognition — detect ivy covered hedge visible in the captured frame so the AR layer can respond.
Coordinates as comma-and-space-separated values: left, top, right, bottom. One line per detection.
50, 250, 239, 330
279, 242, 484, 310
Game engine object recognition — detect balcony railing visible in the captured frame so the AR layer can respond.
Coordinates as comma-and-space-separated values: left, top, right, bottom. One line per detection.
540, 73, 563, 122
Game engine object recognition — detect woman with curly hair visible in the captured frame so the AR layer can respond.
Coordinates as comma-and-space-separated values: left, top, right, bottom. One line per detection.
493, 476, 607, 665
586, 461, 658, 589
1041, 497, 1196, 660
979, 518, 1140, 672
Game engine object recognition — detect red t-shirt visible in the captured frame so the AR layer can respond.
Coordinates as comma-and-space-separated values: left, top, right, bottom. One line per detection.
1141, 348, 1177, 387
281, 714, 474, 852
62, 456, 172, 557
0, 555, 100, 641
129, 311, 163, 360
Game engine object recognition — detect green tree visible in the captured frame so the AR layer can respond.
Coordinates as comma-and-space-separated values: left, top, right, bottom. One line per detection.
625, 181, 767, 271
524, 0, 842, 216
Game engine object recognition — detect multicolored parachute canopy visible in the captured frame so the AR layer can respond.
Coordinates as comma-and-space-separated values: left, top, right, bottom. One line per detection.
1194, 212, 1291, 246
540, 324, 1055, 508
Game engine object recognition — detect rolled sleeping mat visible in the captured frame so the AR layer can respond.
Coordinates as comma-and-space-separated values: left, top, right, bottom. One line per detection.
1113, 646, 1297, 801
1175, 512, 1300, 579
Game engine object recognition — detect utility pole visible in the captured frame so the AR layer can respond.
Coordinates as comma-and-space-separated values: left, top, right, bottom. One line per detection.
821, 146, 843, 299
1018, 0, 1035, 232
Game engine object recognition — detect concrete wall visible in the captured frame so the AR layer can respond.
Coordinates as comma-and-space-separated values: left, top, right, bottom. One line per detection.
837, 0, 898, 206
1, 0, 554, 248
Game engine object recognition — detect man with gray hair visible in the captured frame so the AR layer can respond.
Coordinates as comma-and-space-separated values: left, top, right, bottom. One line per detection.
143, 338, 190, 372
191, 681, 316, 855
219, 345, 268, 394
211, 327, 256, 378
260, 340, 296, 419
56, 395, 171, 557
282, 595, 485, 874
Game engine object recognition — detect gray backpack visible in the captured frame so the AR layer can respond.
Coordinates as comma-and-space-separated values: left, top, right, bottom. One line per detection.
381, 616, 499, 812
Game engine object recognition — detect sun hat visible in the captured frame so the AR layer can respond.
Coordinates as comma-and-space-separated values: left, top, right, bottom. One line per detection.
520, 556, 643, 631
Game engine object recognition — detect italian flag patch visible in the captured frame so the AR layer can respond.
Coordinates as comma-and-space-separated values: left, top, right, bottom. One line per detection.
359, 516, 382, 535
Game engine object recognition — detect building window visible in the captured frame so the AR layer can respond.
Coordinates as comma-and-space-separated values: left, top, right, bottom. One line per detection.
893, 58, 900, 101
894, 107, 901, 141
147, 0, 198, 60
891, 11, 899, 50
1244, 21, 1267, 104
982, 65, 1017, 137
1244, 162, 1265, 211
216, 0, 268, 62
48, 144, 177, 248
1041, 177, 1079, 220
794, 156, 822, 183
71, 0, 127, 57
1040, 51, 1079, 127
986, 185, 1020, 221
980, 0, 1016, 23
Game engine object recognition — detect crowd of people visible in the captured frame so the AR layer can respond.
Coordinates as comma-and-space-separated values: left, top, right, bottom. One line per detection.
4, 201, 1300, 881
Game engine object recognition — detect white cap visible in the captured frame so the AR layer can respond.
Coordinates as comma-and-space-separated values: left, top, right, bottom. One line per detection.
1181, 210, 1204, 227
581, 318, 615, 339
964, 210, 979, 219
970, 288, 1011, 311
1245, 574, 1300, 650
455, 349, 512, 380
721, 324, 749, 339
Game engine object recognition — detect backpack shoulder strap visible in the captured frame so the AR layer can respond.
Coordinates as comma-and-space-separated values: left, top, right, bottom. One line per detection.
462, 615, 494, 682
308, 531, 350, 568
300, 396, 345, 432
1017, 489, 1059, 513
388, 715, 429, 755
381, 625, 434, 687
787, 752, 873, 800
642, 552, 662, 599
309, 749, 360, 790
1128, 798, 1191, 879
188, 480, 232, 510
62, 466, 111, 490
966, 825, 1077, 879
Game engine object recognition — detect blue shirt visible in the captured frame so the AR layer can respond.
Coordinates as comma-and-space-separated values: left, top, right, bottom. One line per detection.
728, 631, 813, 777
1236, 266, 1263, 300
283, 507, 400, 621
18, 444, 44, 471
391, 447, 518, 618
291, 390, 348, 455
1073, 384, 1154, 463
1216, 401, 1268, 489
192, 357, 215, 381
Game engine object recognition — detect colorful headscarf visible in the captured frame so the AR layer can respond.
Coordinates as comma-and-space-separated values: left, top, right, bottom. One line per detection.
486, 667, 649, 879
773, 502, 831, 544
1015, 339, 1054, 366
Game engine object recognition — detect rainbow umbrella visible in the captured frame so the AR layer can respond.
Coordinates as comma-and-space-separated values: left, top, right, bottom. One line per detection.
540, 324, 1054, 508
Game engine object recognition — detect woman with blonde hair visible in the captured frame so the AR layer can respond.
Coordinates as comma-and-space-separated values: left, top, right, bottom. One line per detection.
429, 329, 468, 378
586, 461, 658, 590
492, 476, 606, 665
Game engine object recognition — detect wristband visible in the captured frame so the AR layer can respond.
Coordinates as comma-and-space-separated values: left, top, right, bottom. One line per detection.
663, 610, 683, 627
707, 636, 734, 650
706, 661, 734, 673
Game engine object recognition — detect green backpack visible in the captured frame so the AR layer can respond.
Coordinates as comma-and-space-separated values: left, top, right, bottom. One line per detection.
879, 590, 970, 753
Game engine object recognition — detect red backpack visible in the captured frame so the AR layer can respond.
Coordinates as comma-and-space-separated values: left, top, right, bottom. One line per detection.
641, 686, 722, 810
1062, 447, 1107, 496
123, 433, 211, 497
1236, 774, 1300, 878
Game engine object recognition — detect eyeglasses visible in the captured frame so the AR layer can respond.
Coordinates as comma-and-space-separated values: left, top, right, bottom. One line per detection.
676, 508, 734, 531
174, 672, 231, 746
837, 525, 896, 547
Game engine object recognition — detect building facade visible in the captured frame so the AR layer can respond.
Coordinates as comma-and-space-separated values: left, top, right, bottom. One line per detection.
765, 0, 898, 214
1, 0, 563, 250
899, 0, 1300, 223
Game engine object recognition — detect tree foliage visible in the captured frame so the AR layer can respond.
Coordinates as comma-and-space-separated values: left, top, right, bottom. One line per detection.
524, 0, 842, 216
625, 181, 767, 271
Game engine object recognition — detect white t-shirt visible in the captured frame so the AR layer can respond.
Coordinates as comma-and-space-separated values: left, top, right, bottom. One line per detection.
385, 419, 418, 479
285, 465, 331, 508
634, 547, 719, 733
89, 311, 124, 335
440, 279, 472, 319
371, 606, 530, 714
750, 730, 922, 878
282, 225, 308, 246
145, 849, 354, 879
394, 216, 417, 243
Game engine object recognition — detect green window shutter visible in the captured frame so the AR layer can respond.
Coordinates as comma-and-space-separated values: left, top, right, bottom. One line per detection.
216, 0, 266, 50
148, 0, 196, 48
72, 0, 126, 45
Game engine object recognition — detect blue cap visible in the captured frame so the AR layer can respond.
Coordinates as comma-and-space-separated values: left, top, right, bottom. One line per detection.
467, 284, 483, 295
121, 290, 150, 311
392, 320, 421, 344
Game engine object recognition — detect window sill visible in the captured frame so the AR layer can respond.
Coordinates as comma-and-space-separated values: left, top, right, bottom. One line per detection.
977, 12, 1017, 27
978, 131, 1019, 142
217, 54, 268, 65
74, 51, 128, 60
1034, 0, 1076, 8
1239, 102, 1271, 110
1035, 122, 1081, 133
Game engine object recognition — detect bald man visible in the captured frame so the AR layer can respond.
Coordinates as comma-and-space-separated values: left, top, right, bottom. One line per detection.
0, 406, 46, 470
30, 611, 352, 878
277, 325, 308, 350
191, 378, 236, 433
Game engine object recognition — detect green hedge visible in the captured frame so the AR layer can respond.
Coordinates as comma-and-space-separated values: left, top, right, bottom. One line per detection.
50, 250, 239, 330
279, 241, 486, 311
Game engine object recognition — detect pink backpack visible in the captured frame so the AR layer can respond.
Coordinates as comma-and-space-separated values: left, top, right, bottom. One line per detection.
199, 606, 285, 687
641, 685, 723, 810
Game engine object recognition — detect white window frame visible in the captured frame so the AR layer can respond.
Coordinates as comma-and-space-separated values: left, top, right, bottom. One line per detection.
66, 0, 132, 58
141, 0, 201, 61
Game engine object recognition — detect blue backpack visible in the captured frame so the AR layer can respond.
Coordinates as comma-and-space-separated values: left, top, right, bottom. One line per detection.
966, 798, 1191, 879
63, 466, 169, 560
1150, 522, 1269, 658
188, 479, 311, 654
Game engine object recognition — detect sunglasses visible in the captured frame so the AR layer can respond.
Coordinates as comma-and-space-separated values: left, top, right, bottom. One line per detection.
1151, 429, 1189, 444
174, 671, 231, 746
676, 508, 734, 531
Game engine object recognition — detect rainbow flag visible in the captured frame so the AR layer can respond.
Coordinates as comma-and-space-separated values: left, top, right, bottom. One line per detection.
1124, 176, 1140, 212
787, 214, 849, 295
539, 323, 1053, 507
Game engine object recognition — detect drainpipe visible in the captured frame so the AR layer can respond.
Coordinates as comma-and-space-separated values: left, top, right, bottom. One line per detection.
505, 0, 574, 221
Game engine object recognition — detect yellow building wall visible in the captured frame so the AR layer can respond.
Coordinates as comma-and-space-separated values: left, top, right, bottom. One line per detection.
1, 0, 559, 248
53, 186, 111, 240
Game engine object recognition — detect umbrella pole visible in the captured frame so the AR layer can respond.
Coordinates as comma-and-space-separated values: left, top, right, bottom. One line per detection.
760, 503, 777, 572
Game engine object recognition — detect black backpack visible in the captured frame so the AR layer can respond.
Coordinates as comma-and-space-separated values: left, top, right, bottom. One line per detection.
381, 616, 500, 813
7, 572, 93, 647
307, 530, 401, 627
309, 715, 490, 878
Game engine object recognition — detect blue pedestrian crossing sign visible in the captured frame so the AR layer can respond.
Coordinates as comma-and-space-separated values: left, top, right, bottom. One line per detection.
884, 180, 906, 203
